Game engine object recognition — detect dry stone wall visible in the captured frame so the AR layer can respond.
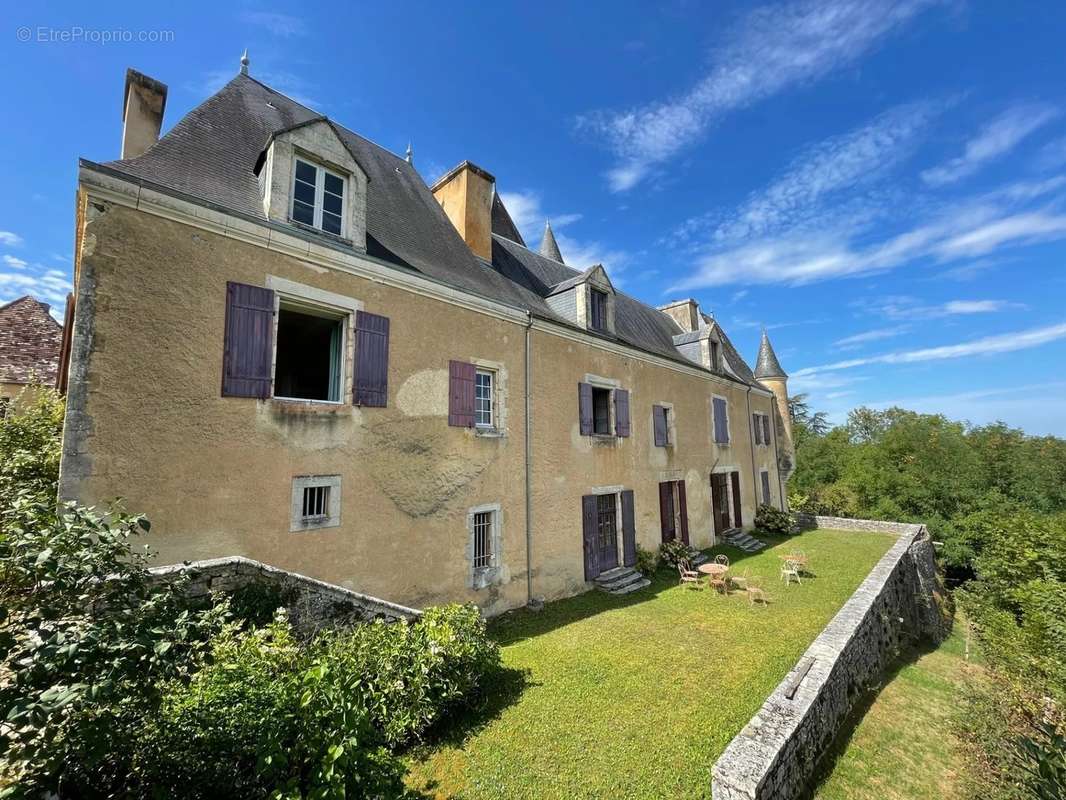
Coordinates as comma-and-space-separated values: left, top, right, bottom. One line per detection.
711, 518, 949, 800
149, 556, 421, 633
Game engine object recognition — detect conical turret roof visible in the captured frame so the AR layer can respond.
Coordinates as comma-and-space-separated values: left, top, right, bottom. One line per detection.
754, 329, 787, 379
539, 220, 563, 263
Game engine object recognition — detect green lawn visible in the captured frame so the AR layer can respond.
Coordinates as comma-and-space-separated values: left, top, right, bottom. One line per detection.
405, 529, 896, 800
813, 622, 979, 800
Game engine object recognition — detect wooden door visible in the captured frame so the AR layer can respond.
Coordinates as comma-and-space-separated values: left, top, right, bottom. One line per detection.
730, 471, 743, 530
597, 493, 619, 571
659, 481, 676, 542
621, 490, 636, 567
710, 473, 731, 535
582, 495, 599, 580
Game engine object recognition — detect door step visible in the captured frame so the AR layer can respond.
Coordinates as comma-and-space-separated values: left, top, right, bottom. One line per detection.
723, 528, 768, 553
594, 566, 650, 595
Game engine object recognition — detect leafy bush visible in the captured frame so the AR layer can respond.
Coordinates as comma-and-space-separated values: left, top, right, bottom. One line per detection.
634, 544, 659, 576
658, 539, 697, 568
228, 580, 297, 628
754, 504, 792, 534
0, 387, 64, 522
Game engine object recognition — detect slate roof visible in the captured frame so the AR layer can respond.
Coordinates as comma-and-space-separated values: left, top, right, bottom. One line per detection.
539, 221, 564, 263
754, 330, 787, 379
0, 296, 62, 385
89, 71, 765, 389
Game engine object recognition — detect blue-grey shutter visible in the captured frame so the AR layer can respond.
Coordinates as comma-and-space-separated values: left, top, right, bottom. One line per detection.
614, 389, 630, 437
762, 415, 772, 445
752, 413, 762, 445
449, 361, 476, 427
653, 405, 668, 446
354, 311, 389, 407
578, 382, 594, 435
713, 397, 729, 443
222, 282, 274, 399
582, 494, 599, 580
621, 490, 636, 567
761, 471, 772, 505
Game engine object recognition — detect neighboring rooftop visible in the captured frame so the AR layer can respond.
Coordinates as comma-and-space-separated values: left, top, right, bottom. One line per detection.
89, 68, 770, 389
0, 296, 62, 386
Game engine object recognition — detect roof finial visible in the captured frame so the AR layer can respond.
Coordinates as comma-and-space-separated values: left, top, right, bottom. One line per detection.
240, 49, 250, 76
405, 142, 413, 164
539, 220, 564, 263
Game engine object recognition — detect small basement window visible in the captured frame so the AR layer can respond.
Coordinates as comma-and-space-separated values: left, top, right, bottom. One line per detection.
274, 304, 345, 402
472, 510, 494, 571
291, 157, 346, 236
290, 475, 341, 532
592, 386, 612, 435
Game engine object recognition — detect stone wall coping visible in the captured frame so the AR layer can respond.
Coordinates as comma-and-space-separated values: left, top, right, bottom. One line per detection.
149, 555, 423, 621
711, 516, 939, 799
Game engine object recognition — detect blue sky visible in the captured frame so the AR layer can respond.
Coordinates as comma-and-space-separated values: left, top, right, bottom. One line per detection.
2, 1, 1065, 434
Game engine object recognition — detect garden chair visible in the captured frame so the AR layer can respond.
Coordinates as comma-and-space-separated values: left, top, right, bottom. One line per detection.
780, 559, 802, 586
715, 554, 730, 567
677, 559, 703, 590
707, 572, 729, 595
728, 571, 749, 592
746, 581, 768, 607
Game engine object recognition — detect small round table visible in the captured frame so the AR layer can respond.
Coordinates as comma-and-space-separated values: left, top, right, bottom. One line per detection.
698, 563, 728, 578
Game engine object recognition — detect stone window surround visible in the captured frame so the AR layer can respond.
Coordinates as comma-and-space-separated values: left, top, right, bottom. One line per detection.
584, 372, 621, 441
265, 275, 363, 406
588, 484, 626, 567
289, 154, 349, 238
290, 474, 342, 532
470, 357, 508, 437
466, 502, 503, 590
653, 400, 676, 447
575, 271, 616, 335
711, 393, 732, 446
753, 411, 771, 447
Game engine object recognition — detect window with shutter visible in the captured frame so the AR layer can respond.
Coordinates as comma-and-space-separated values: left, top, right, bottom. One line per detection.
578, 382, 594, 435
712, 396, 730, 444
222, 282, 275, 399
614, 389, 630, 437
761, 470, 772, 505
353, 311, 389, 407
653, 405, 669, 447
591, 387, 611, 435
752, 413, 762, 445
449, 361, 476, 427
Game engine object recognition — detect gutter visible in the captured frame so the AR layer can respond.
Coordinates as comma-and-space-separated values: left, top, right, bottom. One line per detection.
524, 311, 534, 606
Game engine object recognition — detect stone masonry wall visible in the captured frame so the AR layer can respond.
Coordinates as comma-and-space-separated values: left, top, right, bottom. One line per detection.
149, 556, 421, 634
711, 518, 950, 800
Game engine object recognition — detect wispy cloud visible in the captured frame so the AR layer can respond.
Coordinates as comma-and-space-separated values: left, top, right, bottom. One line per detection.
576, 0, 942, 191
3, 255, 28, 270
833, 325, 910, 349
730, 289, 749, 303
0, 231, 22, 246
793, 321, 1066, 376
240, 11, 306, 37
855, 295, 1024, 320
0, 267, 73, 308
921, 103, 1060, 186
197, 66, 320, 108
497, 190, 583, 243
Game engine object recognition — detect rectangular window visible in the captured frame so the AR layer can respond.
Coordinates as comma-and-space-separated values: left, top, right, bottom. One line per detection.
589, 289, 608, 332
710, 341, 720, 371
713, 396, 730, 444
596, 493, 617, 554
274, 303, 346, 402
753, 413, 763, 445
290, 475, 341, 532
761, 470, 772, 505
472, 510, 494, 571
592, 386, 612, 435
762, 414, 772, 445
474, 369, 494, 428
291, 157, 346, 236
302, 484, 330, 520
654, 404, 671, 446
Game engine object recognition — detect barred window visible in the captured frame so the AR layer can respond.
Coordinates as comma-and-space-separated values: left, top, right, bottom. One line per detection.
302, 484, 330, 520
473, 510, 494, 571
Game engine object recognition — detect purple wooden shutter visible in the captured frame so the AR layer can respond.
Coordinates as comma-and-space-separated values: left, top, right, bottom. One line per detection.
614, 389, 630, 437
222, 281, 274, 399
578, 382, 594, 435
582, 494, 599, 580
354, 311, 389, 407
762, 415, 772, 445
761, 471, 772, 505
653, 405, 668, 447
677, 480, 690, 545
752, 413, 760, 445
713, 397, 729, 443
621, 489, 636, 567
448, 360, 476, 427
658, 481, 674, 542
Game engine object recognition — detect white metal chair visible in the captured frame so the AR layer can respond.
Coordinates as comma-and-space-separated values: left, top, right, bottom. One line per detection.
781, 559, 802, 585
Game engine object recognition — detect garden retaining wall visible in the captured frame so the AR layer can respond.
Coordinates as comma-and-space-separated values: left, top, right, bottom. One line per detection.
711, 517, 950, 800
148, 556, 422, 632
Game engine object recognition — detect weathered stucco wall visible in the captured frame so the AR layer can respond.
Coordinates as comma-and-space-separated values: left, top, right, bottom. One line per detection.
711, 519, 950, 800
149, 556, 420, 633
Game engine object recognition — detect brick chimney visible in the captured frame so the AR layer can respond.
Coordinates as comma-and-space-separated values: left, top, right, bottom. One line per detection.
658, 299, 702, 333
430, 161, 495, 261
121, 68, 167, 160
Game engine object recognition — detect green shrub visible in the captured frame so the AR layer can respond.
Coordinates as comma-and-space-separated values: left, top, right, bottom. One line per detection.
634, 544, 659, 576
228, 580, 296, 628
754, 504, 792, 534
0, 387, 63, 521
658, 539, 696, 568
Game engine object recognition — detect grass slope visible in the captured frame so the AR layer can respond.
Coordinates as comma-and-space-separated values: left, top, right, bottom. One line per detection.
814, 624, 979, 800
406, 529, 895, 800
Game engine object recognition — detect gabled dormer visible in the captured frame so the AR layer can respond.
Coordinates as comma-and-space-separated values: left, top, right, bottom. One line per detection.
546, 264, 616, 336
662, 299, 731, 375
256, 118, 369, 251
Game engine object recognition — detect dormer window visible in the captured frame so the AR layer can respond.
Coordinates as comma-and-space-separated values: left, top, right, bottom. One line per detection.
291, 157, 346, 236
589, 289, 609, 332
710, 340, 720, 371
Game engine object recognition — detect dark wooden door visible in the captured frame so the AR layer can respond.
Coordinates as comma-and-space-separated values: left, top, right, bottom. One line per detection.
730, 471, 743, 530
711, 473, 731, 535
659, 481, 676, 542
621, 490, 636, 567
597, 493, 619, 570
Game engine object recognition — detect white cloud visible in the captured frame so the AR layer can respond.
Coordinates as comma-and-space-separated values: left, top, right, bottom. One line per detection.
497, 191, 582, 245
921, 103, 1060, 186
240, 11, 306, 37
0, 231, 22, 246
3, 255, 28, 270
793, 321, 1066, 376
554, 232, 630, 273
577, 0, 942, 191
857, 296, 1023, 320
730, 289, 749, 303
833, 325, 910, 349
0, 267, 73, 307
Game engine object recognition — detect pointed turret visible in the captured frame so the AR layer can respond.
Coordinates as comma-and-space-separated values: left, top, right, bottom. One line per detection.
539, 221, 564, 263
754, 329, 787, 380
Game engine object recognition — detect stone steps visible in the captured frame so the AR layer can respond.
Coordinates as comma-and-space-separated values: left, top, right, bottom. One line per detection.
723, 528, 768, 553
594, 566, 651, 595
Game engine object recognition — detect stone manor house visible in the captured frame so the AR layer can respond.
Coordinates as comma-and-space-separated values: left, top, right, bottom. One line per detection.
58, 63, 795, 615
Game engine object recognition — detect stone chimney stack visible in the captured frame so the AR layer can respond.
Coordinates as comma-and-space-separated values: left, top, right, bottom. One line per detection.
430, 161, 495, 261
121, 68, 168, 160
658, 299, 702, 333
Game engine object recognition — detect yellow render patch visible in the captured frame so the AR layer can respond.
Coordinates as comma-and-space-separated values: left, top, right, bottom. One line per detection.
396, 369, 449, 417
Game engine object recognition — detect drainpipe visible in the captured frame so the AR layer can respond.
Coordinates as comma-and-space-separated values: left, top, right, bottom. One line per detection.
770, 400, 786, 511
745, 386, 758, 521
524, 311, 534, 606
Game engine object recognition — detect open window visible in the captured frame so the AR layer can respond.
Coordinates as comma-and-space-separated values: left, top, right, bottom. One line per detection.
592, 387, 612, 435
589, 288, 609, 332
274, 302, 346, 402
